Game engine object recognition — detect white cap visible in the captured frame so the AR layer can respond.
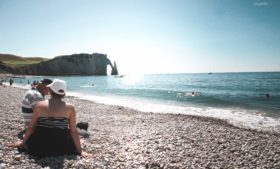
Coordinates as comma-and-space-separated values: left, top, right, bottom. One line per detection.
47, 79, 66, 95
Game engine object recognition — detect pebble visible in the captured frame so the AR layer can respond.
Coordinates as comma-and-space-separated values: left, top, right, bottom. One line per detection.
0, 163, 6, 169
14, 155, 21, 161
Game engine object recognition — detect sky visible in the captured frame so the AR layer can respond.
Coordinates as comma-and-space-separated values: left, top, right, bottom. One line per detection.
0, 0, 279, 74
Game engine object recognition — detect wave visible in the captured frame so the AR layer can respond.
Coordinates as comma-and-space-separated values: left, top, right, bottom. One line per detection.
80, 85, 96, 88
67, 91, 280, 133
9, 83, 31, 89
107, 88, 280, 114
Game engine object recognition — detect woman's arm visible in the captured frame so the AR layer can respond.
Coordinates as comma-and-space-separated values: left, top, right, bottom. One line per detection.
69, 105, 92, 158
69, 106, 82, 154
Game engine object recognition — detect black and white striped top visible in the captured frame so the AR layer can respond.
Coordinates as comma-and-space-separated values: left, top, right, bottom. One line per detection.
36, 117, 69, 129
22, 89, 45, 126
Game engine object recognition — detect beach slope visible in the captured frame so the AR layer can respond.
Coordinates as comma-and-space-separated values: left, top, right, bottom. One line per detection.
1, 86, 280, 168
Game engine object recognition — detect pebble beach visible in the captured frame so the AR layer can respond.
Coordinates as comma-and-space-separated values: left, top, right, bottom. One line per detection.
1, 85, 280, 169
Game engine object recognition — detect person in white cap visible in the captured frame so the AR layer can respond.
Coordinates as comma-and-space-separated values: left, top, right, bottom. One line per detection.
7, 79, 92, 158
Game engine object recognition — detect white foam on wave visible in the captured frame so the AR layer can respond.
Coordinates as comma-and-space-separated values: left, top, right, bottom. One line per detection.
3, 82, 31, 89
10, 84, 280, 133
12, 83, 31, 89
67, 91, 280, 133
80, 85, 96, 88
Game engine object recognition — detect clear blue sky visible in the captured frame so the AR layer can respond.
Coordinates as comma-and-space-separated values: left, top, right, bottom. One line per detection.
0, 0, 279, 74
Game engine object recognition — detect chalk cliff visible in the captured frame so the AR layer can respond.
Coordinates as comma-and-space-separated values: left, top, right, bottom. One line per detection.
14, 53, 118, 76
0, 61, 13, 73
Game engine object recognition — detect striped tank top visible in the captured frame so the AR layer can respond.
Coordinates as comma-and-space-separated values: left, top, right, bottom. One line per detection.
36, 117, 69, 129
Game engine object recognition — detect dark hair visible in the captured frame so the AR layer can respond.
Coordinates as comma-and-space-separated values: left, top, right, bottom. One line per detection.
41, 79, 53, 85
50, 89, 65, 99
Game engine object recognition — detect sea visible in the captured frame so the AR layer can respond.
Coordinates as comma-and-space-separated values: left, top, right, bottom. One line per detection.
11, 72, 280, 132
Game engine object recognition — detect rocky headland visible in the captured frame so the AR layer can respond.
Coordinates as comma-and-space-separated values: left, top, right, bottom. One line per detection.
0, 53, 118, 76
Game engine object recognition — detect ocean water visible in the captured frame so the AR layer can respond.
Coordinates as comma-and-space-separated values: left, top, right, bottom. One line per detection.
12, 72, 280, 132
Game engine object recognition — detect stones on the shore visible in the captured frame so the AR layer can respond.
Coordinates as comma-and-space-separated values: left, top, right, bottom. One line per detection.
0, 163, 6, 169
14, 154, 21, 161
2, 87, 280, 168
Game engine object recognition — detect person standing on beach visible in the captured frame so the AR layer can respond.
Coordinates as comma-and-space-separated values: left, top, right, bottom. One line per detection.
9, 78, 13, 86
21, 79, 52, 127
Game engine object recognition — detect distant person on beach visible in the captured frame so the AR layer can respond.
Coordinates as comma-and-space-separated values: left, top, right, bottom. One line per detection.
21, 78, 53, 127
9, 78, 13, 86
6, 79, 92, 158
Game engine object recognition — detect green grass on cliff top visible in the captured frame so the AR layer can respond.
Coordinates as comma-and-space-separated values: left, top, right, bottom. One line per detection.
0, 54, 47, 68
2, 60, 43, 68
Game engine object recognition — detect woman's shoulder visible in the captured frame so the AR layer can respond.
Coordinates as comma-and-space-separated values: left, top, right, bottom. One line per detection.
65, 102, 75, 111
33, 100, 49, 117
36, 100, 48, 108
64, 103, 76, 118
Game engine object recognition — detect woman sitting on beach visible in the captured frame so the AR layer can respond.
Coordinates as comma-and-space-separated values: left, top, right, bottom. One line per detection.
6, 79, 92, 158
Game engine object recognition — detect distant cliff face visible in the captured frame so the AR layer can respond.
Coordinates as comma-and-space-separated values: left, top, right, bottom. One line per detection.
0, 61, 13, 73
14, 53, 118, 76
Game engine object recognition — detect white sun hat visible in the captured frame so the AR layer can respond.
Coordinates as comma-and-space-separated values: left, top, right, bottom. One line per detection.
47, 79, 66, 95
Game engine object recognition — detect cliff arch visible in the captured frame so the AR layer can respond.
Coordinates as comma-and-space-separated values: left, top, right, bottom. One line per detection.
14, 53, 118, 76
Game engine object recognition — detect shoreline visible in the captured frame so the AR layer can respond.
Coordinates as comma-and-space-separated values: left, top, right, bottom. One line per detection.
1, 85, 280, 168
4, 72, 280, 133
66, 92, 280, 136
11, 81, 280, 134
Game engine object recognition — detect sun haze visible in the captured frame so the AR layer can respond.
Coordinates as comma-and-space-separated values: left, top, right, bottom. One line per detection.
0, 0, 279, 74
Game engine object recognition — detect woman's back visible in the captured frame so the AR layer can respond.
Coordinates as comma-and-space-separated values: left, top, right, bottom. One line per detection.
37, 99, 74, 119
26, 99, 77, 157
